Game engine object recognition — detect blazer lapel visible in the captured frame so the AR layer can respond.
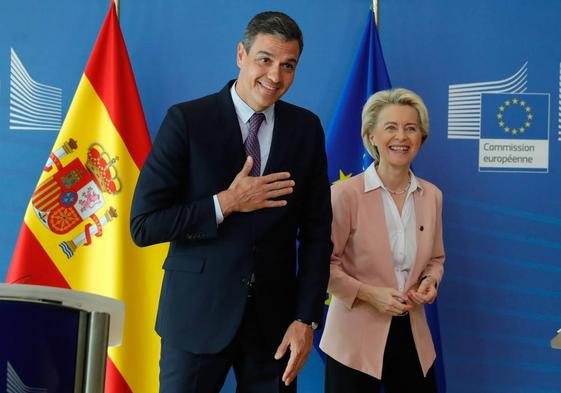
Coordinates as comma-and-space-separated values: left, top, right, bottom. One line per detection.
405, 188, 429, 290
263, 102, 293, 175
214, 82, 247, 185
363, 187, 399, 288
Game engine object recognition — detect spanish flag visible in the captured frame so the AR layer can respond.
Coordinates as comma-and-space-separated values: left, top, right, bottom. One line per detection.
7, 3, 168, 392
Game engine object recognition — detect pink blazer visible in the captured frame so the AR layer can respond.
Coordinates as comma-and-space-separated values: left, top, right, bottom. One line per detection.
319, 172, 445, 379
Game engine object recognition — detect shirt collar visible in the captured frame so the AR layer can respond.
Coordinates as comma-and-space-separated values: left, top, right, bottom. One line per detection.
363, 162, 423, 195
230, 82, 275, 124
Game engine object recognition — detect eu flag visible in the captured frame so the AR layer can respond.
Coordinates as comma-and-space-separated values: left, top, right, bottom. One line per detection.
318, 9, 447, 393
325, 10, 390, 183
480, 93, 549, 140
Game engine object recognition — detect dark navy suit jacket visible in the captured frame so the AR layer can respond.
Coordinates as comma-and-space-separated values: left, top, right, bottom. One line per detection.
130, 81, 332, 354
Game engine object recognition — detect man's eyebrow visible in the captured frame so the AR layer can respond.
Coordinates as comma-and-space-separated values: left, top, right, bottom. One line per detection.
256, 50, 273, 57
255, 50, 298, 64
283, 58, 298, 64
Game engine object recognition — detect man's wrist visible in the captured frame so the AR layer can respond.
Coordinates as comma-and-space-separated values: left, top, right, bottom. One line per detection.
217, 190, 236, 217
296, 319, 318, 330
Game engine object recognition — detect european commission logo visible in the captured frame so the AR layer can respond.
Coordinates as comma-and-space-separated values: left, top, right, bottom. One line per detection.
479, 93, 549, 172
447, 62, 554, 173
9, 48, 62, 131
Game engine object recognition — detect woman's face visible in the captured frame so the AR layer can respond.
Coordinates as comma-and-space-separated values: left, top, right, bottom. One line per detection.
368, 104, 423, 170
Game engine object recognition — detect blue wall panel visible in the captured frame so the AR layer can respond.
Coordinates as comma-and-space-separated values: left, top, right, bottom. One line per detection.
380, 1, 561, 392
2, 1, 561, 392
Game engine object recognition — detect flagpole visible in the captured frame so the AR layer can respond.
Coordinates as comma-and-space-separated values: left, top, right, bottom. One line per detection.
373, 0, 378, 27
114, 0, 120, 20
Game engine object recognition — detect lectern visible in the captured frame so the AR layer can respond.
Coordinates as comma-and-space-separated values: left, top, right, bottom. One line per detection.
0, 284, 124, 393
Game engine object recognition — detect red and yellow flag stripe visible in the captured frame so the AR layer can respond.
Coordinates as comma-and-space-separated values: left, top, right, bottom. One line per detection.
8, 3, 168, 392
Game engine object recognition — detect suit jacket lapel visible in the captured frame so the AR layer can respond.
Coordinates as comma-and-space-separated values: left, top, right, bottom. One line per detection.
263, 102, 293, 175
215, 82, 247, 185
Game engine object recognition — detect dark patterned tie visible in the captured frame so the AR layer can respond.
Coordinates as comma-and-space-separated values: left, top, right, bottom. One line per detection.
244, 112, 265, 176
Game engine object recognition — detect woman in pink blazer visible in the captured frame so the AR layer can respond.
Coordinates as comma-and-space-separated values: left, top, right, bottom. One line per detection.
320, 88, 444, 392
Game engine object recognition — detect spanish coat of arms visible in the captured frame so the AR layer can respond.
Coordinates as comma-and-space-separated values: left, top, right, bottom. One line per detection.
32, 138, 120, 258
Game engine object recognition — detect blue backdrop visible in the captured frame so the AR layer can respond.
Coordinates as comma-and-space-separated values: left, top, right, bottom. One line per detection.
1, 1, 561, 392
381, 1, 561, 392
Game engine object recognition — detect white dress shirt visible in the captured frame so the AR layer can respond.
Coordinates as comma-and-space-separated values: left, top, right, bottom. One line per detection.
212, 82, 276, 224
363, 163, 422, 292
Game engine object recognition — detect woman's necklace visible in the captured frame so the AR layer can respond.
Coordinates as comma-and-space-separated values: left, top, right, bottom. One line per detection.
385, 174, 411, 195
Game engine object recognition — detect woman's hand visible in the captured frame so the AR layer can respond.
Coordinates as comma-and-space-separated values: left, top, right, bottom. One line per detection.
407, 276, 438, 305
357, 284, 412, 316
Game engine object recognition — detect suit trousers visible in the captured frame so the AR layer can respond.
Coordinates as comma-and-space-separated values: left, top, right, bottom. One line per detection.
159, 296, 295, 393
324, 314, 436, 393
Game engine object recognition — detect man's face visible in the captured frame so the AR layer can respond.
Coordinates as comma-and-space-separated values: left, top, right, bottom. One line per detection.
235, 33, 300, 112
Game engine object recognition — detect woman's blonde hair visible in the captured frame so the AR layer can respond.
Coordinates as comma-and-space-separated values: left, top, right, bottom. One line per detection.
361, 88, 429, 161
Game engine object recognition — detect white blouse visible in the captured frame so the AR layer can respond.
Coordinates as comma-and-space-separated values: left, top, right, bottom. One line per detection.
363, 163, 422, 291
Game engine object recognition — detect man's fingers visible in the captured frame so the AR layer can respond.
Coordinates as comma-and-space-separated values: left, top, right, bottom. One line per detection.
231, 157, 253, 186
282, 351, 297, 385
263, 200, 288, 208
261, 171, 291, 183
239, 156, 254, 177
266, 187, 293, 199
236, 194, 288, 213
230, 171, 295, 213
264, 179, 295, 190
274, 338, 289, 360
282, 348, 308, 386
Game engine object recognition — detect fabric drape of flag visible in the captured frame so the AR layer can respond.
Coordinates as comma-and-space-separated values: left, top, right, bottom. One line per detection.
317, 10, 447, 392
325, 10, 390, 182
6, 3, 168, 392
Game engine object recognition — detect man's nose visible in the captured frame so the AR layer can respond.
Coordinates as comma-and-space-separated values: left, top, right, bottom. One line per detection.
267, 65, 281, 83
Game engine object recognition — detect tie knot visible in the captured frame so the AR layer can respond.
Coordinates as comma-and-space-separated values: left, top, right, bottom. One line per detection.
248, 112, 265, 135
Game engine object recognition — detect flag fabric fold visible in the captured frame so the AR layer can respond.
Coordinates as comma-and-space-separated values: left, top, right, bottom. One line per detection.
317, 10, 446, 392
7, 3, 168, 392
325, 10, 390, 183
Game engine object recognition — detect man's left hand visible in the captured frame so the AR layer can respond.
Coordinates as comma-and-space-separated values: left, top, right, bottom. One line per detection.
274, 320, 313, 386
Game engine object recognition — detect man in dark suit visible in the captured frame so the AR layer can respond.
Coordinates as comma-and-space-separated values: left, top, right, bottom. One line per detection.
130, 11, 332, 393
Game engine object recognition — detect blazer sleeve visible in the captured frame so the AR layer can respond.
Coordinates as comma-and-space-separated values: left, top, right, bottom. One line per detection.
294, 117, 333, 325
130, 106, 217, 247
327, 183, 363, 310
420, 188, 445, 285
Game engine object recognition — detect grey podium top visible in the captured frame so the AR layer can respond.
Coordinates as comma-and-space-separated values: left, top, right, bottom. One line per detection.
0, 283, 124, 346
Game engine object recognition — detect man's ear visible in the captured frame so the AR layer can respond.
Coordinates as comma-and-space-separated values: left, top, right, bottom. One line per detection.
236, 42, 245, 67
